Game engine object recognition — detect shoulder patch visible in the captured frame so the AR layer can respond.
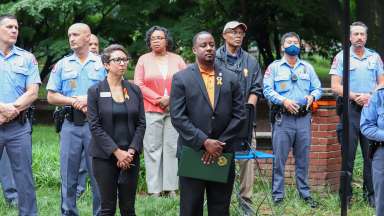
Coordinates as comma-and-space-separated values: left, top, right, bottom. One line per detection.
51, 64, 57, 73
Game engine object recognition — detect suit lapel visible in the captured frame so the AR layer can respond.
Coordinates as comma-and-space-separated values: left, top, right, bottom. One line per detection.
191, 64, 213, 110
213, 65, 222, 110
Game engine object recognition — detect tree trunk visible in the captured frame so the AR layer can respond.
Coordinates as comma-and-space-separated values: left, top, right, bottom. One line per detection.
326, 0, 343, 39
255, 30, 274, 67
356, 0, 383, 56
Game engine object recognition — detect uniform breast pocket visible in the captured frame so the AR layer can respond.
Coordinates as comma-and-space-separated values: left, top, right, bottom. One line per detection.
298, 73, 311, 91
88, 71, 104, 84
274, 75, 291, 93
61, 72, 78, 95
12, 66, 29, 89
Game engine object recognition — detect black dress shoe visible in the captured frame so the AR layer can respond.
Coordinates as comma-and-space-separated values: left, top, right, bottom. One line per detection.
273, 198, 284, 205
303, 197, 318, 208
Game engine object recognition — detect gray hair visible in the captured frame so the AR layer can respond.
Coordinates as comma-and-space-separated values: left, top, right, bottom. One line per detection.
350, 21, 368, 34
0, 14, 17, 25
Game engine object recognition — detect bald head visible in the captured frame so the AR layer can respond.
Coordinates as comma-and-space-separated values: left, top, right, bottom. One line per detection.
89, 34, 99, 54
68, 23, 91, 52
68, 23, 91, 34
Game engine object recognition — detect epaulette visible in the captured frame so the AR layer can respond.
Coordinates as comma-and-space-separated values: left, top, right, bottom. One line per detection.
271, 59, 281, 65
64, 52, 74, 58
14, 46, 25, 51
365, 48, 375, 53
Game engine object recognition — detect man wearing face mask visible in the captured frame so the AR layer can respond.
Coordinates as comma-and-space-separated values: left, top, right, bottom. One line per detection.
263, 32, 322, 207
330, 21, 384, 208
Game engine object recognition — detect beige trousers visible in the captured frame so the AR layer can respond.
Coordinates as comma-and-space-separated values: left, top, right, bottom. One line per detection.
143, 112, 179, 193
238, 137, 257, 200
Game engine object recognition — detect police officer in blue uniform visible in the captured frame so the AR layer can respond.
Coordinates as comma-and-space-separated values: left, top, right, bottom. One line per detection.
330, 21, 384, 207
263, 32, 322, 208
47, 23, 104, 216
360, 86, 384, 216
0, 149, 18, 206
0, 14, 40, 216
76, 34, 101, 198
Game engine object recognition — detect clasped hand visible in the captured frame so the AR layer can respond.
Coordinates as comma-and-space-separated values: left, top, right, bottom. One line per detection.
201, 139, 226, 165
157, 96, 170, 110
114, 148, 135, 170
283, 95, 314, 115
353, 93, 370, 106
0, 104, 20, 125
72, 96, 87, 113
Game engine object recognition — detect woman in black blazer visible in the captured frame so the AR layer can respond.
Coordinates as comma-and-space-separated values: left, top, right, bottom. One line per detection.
87, 44, 146, 216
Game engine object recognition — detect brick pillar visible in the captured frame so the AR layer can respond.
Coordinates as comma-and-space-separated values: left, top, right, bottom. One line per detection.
256, 89, 341, 192
309, 98, 341, 191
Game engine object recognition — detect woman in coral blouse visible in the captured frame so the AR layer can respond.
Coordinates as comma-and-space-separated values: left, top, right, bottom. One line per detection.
134, 26, 186, 197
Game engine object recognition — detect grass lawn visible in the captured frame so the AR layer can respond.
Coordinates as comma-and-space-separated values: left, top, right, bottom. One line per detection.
0, 125, 375, 215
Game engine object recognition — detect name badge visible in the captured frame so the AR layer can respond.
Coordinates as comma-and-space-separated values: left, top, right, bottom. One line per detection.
100, 92, 111, 97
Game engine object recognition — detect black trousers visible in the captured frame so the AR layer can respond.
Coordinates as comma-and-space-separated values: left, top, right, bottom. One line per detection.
179, 161, 235, 216
337, 104, 374, 199
93, 154, 140, 216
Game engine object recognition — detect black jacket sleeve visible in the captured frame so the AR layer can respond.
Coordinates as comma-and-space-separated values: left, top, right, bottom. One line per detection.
249, 56, 263, 97
87, 85, 118, 156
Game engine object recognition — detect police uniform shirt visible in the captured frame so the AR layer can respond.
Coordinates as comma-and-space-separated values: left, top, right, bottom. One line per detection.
263, 57, 322, 105
46, 52, 106, 96
360, 86, 384, 141
0, 46, 41, 103
330, 47, 384, 93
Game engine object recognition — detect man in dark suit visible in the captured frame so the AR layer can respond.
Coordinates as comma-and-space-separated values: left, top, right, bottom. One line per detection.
170, 31, 245, 216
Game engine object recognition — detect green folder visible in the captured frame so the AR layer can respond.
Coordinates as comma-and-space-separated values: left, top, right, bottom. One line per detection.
178, 145, 233, 183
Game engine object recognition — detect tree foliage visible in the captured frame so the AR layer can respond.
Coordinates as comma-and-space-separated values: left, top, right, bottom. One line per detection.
0, 0, 381, 80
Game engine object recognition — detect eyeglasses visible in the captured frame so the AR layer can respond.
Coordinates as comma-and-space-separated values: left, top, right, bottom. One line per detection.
109, 57, 129, 64
225, 29, 245, 37
150, 36, 166, 41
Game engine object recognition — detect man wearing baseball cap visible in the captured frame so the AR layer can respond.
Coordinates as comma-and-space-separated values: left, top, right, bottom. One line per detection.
216, 21, 263, 215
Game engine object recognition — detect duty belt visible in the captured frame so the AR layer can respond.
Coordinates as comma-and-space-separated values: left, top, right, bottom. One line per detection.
371, 141, 384, 148
369, 140, 384, 158
65, 107, 87, 126
271, 104, 310, 117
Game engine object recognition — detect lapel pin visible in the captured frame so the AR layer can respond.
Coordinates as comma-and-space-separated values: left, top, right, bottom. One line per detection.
243, 68, 248, 77
123, 88, 129, 100
216, 76, 223, 86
